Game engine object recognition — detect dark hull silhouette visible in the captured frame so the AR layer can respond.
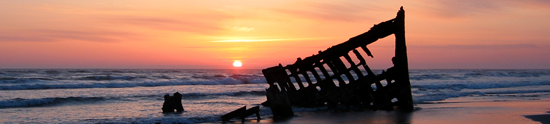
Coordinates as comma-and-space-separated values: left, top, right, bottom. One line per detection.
262, 7, 413, 117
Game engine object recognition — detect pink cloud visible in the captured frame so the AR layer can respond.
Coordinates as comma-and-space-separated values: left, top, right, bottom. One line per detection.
0, 29, 143, 42
268, 1, 386, 22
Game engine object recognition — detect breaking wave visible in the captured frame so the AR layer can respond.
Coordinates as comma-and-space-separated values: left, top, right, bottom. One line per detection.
0, 90, 266, 109
0, 97, 108, 108
412, 81, 550, 90
0, 77, 266, 90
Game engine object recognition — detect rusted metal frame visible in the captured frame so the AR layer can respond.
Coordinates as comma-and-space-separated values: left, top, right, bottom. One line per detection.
315, 62, 330, 80
298, 72, 384, 106
281, 68, 297, 91
265, 67, 293, 92
309, 66, 323, 84
352, 46, 384, 89
270, 9, 411, 117
278, 69, 297, 92
297, 67, 314, 86
359, 46, 376, 76
324, 60, 347, 87
332, 57, 355, 85
393, 7, 414, 110
315, 62, 337, 89
343, 53, 364, 81
287, 67, 305, 89
351, 49, 370, 78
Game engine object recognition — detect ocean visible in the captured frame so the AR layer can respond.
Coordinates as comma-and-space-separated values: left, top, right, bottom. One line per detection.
1, 69, 550, 123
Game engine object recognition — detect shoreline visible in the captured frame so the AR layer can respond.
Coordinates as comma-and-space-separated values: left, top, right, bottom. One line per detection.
213, 98, 550, 124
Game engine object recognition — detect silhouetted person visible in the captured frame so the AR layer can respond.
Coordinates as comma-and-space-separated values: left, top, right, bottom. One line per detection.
162, 94, 174, 113
173, 92, 184, 112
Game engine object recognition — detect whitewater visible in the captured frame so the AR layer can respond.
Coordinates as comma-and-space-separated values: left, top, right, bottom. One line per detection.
1, 69, 550, 123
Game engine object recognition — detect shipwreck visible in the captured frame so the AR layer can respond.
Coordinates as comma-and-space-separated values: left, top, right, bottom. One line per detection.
262, 7, 414, 117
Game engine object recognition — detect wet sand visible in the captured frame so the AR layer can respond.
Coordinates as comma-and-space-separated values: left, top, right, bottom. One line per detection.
226, 98, 550, 124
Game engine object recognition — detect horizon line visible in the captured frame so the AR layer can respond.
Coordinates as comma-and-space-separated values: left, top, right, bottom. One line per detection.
0, 68, 549, 70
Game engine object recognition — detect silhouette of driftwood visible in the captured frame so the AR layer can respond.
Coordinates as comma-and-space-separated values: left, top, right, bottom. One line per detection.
220, 106, 261, 122
262, 7, 413, 118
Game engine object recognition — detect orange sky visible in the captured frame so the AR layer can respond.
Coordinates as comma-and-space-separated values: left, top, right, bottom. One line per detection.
1, 0, 549, 69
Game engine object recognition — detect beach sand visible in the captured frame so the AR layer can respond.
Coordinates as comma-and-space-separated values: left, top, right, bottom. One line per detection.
218, 98, 550, 124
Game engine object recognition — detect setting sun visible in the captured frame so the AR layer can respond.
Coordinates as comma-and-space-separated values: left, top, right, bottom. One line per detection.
233, 60, 242, 67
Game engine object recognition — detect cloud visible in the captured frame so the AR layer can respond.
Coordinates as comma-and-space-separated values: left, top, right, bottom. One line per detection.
412, 44, 540, 49
270, 1, 387, 22
226, 26, 254, 32
104, 13, 229, 34
425, 0, 502, 18
0, 13, 231, 43
0, 29, 142, 42
211, 37, 326, 42
415, 0, 550, 19
0, 35, 52, 42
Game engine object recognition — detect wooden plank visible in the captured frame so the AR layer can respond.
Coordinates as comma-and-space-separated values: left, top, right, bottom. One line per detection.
221, 106, 246, 122
243, 106, 261, 121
